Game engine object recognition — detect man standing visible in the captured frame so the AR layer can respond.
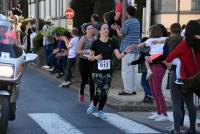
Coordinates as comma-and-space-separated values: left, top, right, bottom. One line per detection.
42, 16, 54, 69
112, 5, 140, 95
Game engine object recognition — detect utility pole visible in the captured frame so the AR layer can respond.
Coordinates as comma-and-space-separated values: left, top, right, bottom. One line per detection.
146, 0, 151, 36
122, 0, 127, 23
177, 0, 180, 23
58, 0, 61, 27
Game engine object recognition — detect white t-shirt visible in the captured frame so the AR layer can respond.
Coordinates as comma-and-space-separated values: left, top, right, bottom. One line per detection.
68, 36, 79, 58
144, 37, 166, 55
30, 32, 37, 49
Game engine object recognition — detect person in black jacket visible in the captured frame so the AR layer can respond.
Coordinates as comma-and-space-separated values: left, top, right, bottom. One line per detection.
128, 37, 153, 103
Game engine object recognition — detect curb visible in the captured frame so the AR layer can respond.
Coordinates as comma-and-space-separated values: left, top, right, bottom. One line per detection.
29, 64, 172, 112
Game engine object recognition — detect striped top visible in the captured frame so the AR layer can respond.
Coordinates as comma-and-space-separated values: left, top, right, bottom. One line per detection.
120, 17, 140, 54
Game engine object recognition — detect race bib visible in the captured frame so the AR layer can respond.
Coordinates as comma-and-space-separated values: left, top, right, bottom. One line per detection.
1, 52, 10, 60
98, 60, 111, 70
82, 49, 90, 57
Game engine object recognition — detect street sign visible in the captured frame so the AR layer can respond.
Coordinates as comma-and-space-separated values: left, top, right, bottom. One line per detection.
66, 19, 73, 31
65, 8, 74, 19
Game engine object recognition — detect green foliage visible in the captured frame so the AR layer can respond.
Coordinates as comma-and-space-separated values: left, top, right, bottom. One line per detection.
53, 27, 68, 34
32, 32, 43, 53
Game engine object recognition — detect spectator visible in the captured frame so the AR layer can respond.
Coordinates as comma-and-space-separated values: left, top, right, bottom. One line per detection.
162, 23, 185, 134
114, 0, 122, 26
128, 24, 169, 122
48, 32, 63, 74
91, 14, 100, 37
42, 16, 54, 69
112, 5, 140, 95
30, 26, 37, 52
59, 28, 79, 87
128, 37, 153, 103
181, 24, 186, 38
165, 20, 200, 134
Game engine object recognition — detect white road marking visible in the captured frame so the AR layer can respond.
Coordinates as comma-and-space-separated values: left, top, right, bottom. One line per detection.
92, 113, 159, 133
28, 113, 83, 134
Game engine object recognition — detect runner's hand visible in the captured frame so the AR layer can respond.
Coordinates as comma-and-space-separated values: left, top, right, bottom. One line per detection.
128, 62, 132, 66
95, 54, 103, 60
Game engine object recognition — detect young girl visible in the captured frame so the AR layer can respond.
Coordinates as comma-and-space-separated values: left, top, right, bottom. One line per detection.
77, 23, 96, 103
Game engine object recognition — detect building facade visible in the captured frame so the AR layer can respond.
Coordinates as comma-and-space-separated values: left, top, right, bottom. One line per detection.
153, 0, 200, 28
28, 0, 71, 27
28, 0, 200, 29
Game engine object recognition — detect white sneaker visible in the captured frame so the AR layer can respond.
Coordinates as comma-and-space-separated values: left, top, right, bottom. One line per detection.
42, 65, 50, 69
146, 70, 153, 80
147, 113, 159, 120
59, 81, 71, 87
98, 111, 107, 120
48, 68, 54, 71
154, 114, 169, 122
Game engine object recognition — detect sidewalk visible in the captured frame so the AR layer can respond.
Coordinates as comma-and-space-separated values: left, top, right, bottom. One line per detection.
29, 64, 172, 112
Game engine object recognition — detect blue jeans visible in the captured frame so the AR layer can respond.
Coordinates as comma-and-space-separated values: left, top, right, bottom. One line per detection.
141, 72, 152, 96
44, 44, 53, 66
48, 53, 57, 69
57, 56, 68, 73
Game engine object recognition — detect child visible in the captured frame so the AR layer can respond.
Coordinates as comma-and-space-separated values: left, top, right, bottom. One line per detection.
129, 24, 183, 85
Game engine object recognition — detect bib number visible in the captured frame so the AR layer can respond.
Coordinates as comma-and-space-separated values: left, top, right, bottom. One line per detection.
98, 60, 111, 70
82, 49, 89, 57
1, 52, 10, 60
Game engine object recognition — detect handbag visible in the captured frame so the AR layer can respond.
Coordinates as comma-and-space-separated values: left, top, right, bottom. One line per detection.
181, 48, 200, 95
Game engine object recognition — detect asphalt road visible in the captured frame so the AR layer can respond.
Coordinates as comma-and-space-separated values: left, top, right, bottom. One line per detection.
6, 67, 161, 134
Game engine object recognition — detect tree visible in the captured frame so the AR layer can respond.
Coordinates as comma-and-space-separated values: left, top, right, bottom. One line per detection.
93, 0, 114, 22
70, 0, 94, 28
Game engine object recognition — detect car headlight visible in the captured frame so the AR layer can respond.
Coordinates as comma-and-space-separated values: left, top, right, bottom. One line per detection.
0, 64, 14, 78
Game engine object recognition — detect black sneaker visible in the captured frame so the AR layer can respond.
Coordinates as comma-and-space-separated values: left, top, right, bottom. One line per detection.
175, 78, 184, 85
56, 73, 63, 78
143, 96, 153, 103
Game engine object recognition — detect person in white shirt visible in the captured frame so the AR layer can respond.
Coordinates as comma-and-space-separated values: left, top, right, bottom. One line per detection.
30, 26, 37, 52
59, 28, 79, 87
129, 25, 182, 85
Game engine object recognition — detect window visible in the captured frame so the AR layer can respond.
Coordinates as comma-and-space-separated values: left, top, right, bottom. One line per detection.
161, 0, 176, 12
192, 0, 200, 11
153, 0, 176, 13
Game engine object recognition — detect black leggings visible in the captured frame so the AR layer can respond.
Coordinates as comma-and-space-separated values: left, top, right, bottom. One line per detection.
64, 58, 76, 82
92, 73, 112, 111
170, 71, 196, 133
79, 58, 95, 101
